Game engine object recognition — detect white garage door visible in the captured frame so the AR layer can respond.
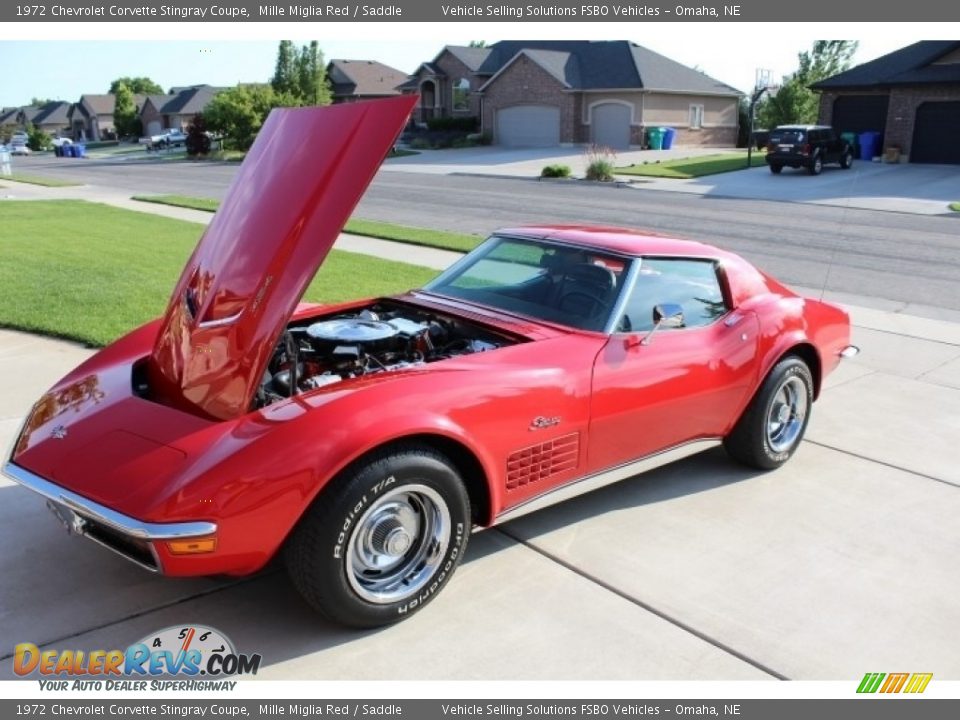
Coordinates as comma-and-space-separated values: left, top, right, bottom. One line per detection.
591, 103, 631, 150
496, 105, 560, 147
146, 120, 162, 136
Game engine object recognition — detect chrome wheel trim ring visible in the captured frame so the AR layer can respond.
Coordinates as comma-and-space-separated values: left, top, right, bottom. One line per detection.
766, 375, 809, 454
346, 484, 451, 604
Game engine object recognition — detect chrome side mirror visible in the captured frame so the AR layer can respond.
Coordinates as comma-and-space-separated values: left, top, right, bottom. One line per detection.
641, 303, 684, 345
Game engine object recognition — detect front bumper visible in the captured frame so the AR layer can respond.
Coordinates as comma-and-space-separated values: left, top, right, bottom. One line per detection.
2, 461, 217, 573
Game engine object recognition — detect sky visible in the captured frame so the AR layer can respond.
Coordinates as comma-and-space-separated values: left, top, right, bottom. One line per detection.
0, 24, 953, 108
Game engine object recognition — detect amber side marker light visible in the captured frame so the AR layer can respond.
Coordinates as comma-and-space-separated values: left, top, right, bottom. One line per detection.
166, 537, 217, 554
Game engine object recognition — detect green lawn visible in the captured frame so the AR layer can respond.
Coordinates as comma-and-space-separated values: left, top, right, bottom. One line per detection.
6, 174, 83, 187
615, 152, 768, 179
0, 200, 436, 347
950, 202, 960, 212
130, 194, 484, 253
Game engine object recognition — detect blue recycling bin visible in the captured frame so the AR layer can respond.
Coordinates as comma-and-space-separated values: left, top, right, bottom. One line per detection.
65, 145, 75, 158
858, 131, 880, 160
663, 127, 676, 149
75, 144, 86, 158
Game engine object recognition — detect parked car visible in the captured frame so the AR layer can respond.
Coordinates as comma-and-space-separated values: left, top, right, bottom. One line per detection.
10, 140, 31, 156
51, 137, 73, 148
3, 97, 858, 628
766, 125, 854, 175
143, 129, 187, 151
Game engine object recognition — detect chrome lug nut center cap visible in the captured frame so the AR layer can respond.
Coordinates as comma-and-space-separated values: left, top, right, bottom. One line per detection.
384, 528, 412, 556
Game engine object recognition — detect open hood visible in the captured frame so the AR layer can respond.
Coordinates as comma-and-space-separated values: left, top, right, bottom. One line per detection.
148, 95, 417, 420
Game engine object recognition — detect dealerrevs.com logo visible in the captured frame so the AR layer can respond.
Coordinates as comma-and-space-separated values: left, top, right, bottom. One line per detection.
857, 672, 933, 694
14, 625, 261, 691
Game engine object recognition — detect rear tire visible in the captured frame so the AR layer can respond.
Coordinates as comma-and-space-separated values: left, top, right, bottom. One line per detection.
839, 150, 853, 169
808, 155, 823, 175
769, 164, 783, 175
285, 444, 471, 628
724, 356, 814, 470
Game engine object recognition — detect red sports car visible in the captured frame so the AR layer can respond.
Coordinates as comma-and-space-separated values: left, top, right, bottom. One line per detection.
4, 96, 857, 628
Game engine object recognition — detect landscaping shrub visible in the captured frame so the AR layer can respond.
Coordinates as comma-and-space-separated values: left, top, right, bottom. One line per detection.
409, 137, 431, 149
186, 113, 212, 157
584, 145, 616, 181
541, 164, 572, 178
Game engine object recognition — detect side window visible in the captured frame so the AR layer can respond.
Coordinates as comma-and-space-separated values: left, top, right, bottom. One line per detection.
688, 104, 704, 129
808, 130, 821, 143
618, 258, 728, 332
453, 78, 470, 111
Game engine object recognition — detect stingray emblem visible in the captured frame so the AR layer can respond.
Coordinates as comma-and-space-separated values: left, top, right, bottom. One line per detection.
529, 416, 561, 430
50, 425, 68, 440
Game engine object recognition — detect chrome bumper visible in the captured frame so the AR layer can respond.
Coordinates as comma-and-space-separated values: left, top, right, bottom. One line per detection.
2, 461, 217, 573
839, 345, 860, 359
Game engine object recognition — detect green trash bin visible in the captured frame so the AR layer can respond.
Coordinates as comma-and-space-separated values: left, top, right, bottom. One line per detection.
840, 131, 859, 155
647, 127, 666, 150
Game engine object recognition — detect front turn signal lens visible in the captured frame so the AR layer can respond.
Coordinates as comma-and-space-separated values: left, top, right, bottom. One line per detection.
166, 537, 217, 555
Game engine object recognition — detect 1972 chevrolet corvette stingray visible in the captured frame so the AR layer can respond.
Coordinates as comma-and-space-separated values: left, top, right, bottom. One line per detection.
4, 96, 857, 627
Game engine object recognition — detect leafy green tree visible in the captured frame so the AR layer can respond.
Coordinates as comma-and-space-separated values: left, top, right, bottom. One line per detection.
26, 124, 52, 151
108, 77, 163, 95
113, 82, 141, 138
757, 40, 858, 128
468, 40, 487, 48
271, 40, 299, 96
204, 84, 289, 150
30, 97, 58, 106
296, 41, 332, 106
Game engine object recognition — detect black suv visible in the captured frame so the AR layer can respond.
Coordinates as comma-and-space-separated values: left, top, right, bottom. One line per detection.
766, 125, 854, 175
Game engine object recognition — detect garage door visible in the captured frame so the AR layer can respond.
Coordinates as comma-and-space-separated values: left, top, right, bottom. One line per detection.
496, 105, 560, 147
832, 95, 889, 135
910, 101, 960, 164
146, 120, 162, 136
591, 103, 631, 150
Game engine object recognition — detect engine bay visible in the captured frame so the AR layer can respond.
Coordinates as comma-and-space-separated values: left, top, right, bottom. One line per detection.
255, 300, 519, 408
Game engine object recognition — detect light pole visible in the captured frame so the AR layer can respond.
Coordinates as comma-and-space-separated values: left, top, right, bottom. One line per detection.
746, 85, 771, 169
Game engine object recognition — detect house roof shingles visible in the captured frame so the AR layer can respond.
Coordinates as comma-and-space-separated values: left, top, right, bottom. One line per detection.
471, 40, 739, 95
811, 40, 960, 90
31, 101, 71, 125
328, 60, 408, 98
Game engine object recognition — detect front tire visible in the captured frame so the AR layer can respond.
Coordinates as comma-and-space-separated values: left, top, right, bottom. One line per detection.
724, 356, 814, 470
769, 163, 783, 174
285, 444, 471, 628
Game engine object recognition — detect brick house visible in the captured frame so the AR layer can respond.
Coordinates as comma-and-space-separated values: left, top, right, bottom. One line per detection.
139, 85, 225, 136
327, 59, 408, 103
404, 41, 741, 149
68, 95, 120, 141
812, 40, 960, 164
0, 102, 72, 138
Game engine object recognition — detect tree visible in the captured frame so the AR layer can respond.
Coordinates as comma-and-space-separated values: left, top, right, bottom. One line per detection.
757, 40, 858, 128
468, 40, 487, 48
271, 40, 331, 106
26, 124, 51, 151
108, 77, 163, 95
296, 41, 332, 106
185, 113, 212, 156
113, 82, 141, 138
30, 97, 58, 106
271, 40, 299, 96
204, 84, 287, 150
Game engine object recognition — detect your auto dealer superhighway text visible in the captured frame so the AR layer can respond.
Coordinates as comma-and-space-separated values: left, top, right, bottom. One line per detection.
35, 5, 250, 18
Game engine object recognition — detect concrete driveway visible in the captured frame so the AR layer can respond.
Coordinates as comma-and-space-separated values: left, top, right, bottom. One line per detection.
630, 161, 960, 216
382, 145, 959, 216
2, 296, 959, 681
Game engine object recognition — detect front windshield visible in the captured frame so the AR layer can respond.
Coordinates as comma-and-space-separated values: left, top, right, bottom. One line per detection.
423, 236, 633, 331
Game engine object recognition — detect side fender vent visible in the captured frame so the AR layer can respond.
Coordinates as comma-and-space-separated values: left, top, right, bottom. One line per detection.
506, 433, 580, 491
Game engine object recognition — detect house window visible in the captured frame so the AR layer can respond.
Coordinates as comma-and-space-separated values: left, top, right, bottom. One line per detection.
453, 78, 470, 111
689, 104, 704, 129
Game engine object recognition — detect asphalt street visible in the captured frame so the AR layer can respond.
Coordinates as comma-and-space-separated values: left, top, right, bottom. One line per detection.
10, 154, 960, 316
